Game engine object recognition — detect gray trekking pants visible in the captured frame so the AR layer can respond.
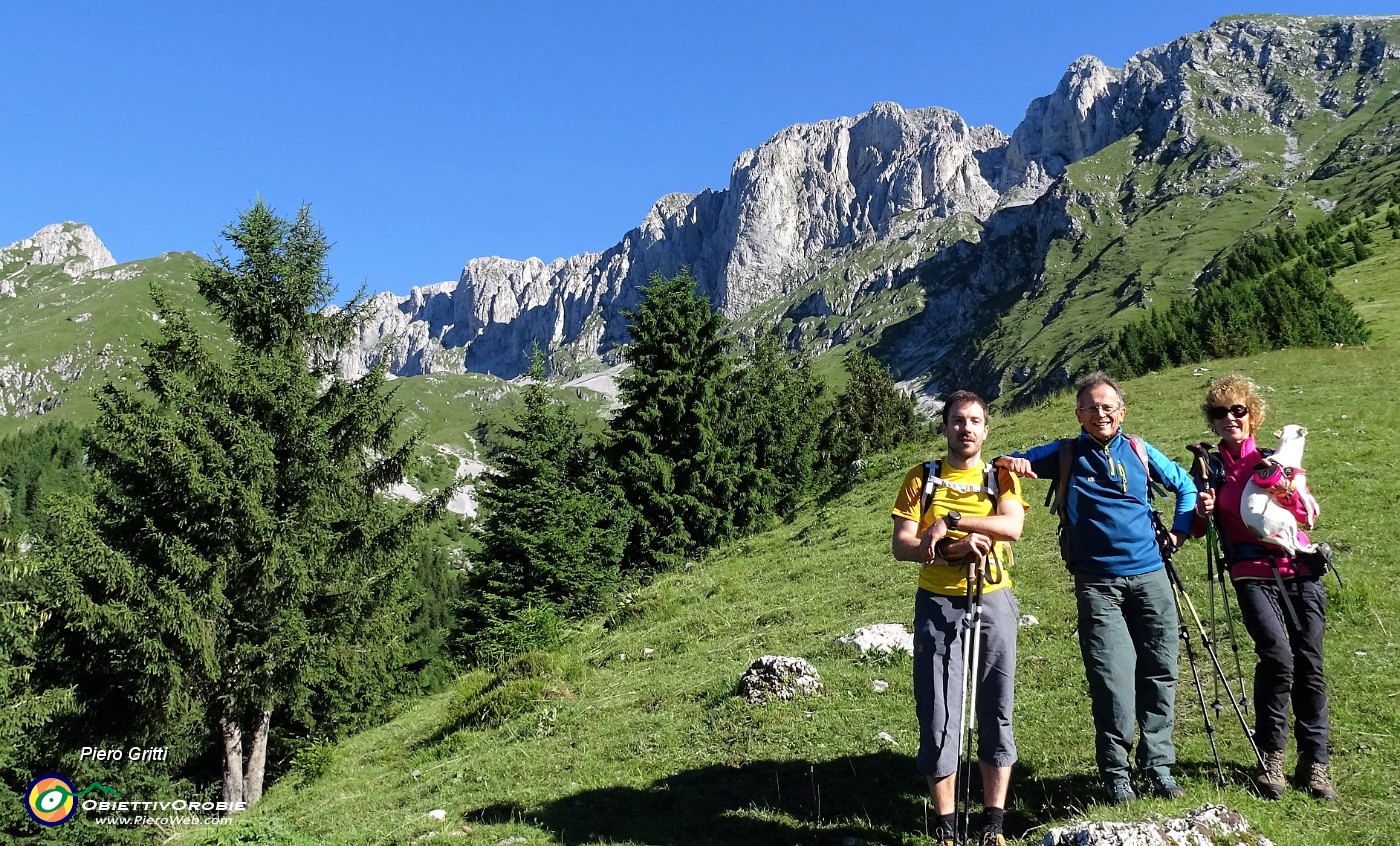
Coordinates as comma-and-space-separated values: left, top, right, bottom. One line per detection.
1074, 567, 1178, 783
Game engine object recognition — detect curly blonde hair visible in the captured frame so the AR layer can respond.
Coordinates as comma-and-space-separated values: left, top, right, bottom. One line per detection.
1202, 374, 1267, 436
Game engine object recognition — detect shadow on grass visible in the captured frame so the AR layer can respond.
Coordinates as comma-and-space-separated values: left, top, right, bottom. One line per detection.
464, 753, 1233, 845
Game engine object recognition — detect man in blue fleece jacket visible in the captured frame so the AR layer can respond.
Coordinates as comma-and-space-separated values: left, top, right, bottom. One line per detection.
996, 372, 1196, 804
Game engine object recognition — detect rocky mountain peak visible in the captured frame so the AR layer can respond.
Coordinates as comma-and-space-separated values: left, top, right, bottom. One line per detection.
1, 223, 116, 282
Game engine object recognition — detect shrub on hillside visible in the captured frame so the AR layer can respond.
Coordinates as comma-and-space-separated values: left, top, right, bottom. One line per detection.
439, 650, 584, 735
289, 739, 336, 786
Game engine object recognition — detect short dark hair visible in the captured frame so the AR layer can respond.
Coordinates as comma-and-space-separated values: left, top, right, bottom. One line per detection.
1074, 371, 1123, 406
941, 389, 988, 424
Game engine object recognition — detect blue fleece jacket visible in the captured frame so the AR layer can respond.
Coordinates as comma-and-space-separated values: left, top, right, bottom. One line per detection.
1014, 430, 1197, 577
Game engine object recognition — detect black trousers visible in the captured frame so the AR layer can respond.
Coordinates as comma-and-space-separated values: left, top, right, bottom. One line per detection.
1233, 577, 1330, 762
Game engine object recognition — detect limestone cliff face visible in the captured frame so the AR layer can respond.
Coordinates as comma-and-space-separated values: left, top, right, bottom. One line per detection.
288, 16, 1400, 383
343, 103, 1009, 378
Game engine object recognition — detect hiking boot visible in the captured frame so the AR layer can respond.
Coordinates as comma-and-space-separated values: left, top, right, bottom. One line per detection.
1145, 771, 1185, 799
1295, 758, 1338, 802
1255, 749, 1286, 800
980, 831, 1007, 846
1103, 777, 1136, 805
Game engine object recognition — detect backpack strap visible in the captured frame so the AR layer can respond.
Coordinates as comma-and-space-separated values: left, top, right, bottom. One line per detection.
1044, 438, 1073, 519
1126, 433, 1166, 503
919, 459, 1001, 517
918, 460, 941, 517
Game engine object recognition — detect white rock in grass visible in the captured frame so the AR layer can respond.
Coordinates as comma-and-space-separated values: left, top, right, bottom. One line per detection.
1019, 614, 1040, 627
739, 655, 822, 704
872, 679, 889, 693
1038, 803, 1273, 846
836, 623, 913, 657
876, 731, 898, 746
428, 809, 447, 821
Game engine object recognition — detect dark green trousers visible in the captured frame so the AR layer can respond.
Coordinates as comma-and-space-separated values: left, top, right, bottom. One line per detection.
1074, 567, 1178, 782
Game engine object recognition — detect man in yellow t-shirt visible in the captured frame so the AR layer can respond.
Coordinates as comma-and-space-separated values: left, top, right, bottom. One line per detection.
891, 390, 1027, 846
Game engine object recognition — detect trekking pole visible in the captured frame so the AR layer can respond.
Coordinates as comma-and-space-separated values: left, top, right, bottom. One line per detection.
1157, 523, 1226, 784
956, 552, 988, 845
1172, 573, 1225, 784
1209, 522, 1251, 715
1185, 441, 1250, 717
1162, 552, 1265, 769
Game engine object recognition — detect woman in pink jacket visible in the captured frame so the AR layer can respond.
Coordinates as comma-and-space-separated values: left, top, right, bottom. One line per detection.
1192, 375, 1336, 801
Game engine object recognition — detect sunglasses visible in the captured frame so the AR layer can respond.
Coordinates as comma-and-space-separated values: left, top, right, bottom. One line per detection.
1208, 404, 1249, 420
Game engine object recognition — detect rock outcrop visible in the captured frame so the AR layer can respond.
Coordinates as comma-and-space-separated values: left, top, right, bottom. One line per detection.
836, 623, 914, 658
737, 655, 823, 704
1039, 804, 1273, 846
1, 223, 116, 295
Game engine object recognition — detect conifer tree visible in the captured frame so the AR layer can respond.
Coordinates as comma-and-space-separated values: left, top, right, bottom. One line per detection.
825, 349, 919, 468
456, 346, 631, 663
42, 202, 447, 809
609, 269, 745, 571
725, 336, 827, 522
0, 493, 75, 782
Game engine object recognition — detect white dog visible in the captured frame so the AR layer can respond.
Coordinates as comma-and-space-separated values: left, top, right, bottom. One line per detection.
1241, 424, 1320, 555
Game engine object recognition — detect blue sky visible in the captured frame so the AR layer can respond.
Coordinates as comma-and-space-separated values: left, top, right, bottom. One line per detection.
5, 2, 1395, 296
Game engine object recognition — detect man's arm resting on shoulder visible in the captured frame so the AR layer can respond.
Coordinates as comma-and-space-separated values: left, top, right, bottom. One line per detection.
951, 495, 1026, 542
993, 441, 1061, 481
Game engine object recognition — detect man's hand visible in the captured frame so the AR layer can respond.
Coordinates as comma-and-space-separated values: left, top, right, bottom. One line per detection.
1169, 530, 1189, 552
918, 517, 949, 563
940, 532, 993, 562
994, 455, 1037, 479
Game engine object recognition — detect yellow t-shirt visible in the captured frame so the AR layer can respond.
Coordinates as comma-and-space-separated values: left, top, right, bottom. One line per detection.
891, 459, 1028, 596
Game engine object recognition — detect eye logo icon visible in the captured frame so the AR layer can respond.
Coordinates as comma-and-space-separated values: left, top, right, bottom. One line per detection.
25, 774, 77, 826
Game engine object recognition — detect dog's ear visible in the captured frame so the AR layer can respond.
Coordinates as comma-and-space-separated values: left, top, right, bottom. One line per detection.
1298, 426, 1308, 437
1273, 429, 1282, 439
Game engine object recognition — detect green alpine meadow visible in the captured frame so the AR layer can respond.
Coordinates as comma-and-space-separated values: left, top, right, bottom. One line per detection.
3, 12, 1400, 846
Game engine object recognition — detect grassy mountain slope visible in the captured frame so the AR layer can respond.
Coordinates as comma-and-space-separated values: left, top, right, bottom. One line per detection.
175, 235, 1400, 845
0, 252, 215, 431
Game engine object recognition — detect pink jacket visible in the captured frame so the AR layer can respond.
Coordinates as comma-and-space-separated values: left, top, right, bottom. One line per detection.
1198, 437, 1315, 580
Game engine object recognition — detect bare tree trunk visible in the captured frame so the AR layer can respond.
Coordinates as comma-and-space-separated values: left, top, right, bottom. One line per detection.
242, 707, 274, 806
220, 716, 244, 809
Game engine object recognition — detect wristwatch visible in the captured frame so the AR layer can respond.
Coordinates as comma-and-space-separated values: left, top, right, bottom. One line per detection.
944, 510, 962, 532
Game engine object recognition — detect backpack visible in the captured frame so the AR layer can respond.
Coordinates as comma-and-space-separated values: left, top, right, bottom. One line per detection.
1045, 434, 1164, 563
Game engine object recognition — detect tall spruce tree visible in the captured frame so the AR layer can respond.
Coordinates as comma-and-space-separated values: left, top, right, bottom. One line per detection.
42, 202, 447, 809
456, 347, 631, 664
0, 492, 76, 783
610, 269, 746, 571
725, 336, 827, 523
825, 349, 919, 468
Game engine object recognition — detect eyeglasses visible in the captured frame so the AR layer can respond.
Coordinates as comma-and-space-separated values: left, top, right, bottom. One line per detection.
1208, 404, 1249, 420
1077, 404, 1122, 415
